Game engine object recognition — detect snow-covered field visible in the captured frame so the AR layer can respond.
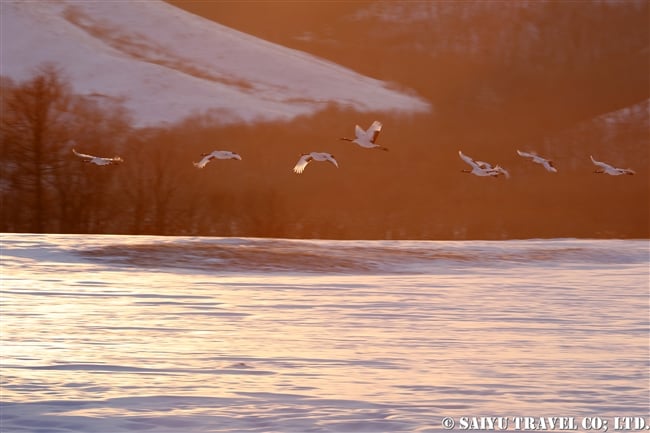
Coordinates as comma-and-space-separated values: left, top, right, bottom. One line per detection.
1, 234, 648, 432
0, 1, 430, 127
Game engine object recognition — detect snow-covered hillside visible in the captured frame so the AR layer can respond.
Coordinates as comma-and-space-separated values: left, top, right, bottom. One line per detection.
0, 1, 430, 127
544, 98, 650, 167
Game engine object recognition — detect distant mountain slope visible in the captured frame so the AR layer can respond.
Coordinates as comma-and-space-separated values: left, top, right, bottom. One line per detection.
544, 98, 649, 170
177, 1, 647, 139
0, 1, 429, 127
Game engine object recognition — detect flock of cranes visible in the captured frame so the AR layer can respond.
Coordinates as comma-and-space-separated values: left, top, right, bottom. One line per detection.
457, 150, 635, 177
72, 120, 636, 176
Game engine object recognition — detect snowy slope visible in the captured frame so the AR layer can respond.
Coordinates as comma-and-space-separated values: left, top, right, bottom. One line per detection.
0, 1, 430, 127
531, 97, 649, 175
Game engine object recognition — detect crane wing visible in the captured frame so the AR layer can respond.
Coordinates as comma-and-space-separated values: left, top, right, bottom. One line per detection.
458, 151, 479, 169
590, 156, 614, 171
293, 154, 312, 174
542, 160, 557, 172
367, 120, 383, 143
72, 148, 95, 161
516, 150, 536, 159
193, 154, 213, 168
353, 125, 365, 140
326, 155, 339, 169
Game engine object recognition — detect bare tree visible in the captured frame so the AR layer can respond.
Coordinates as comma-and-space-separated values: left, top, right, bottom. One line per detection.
117, 129, 193, 235
1, 63, 133, 233
1, 64, 72, 232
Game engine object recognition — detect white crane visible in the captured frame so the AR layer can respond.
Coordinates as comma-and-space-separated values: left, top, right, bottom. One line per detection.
72, 148, 123, 166
293, 152, 339, 174
590, 156, 635, 176
193, 150, 242, 168
517, 150, 557, 173
458, 151, 509, 178
340, 120, 388, 151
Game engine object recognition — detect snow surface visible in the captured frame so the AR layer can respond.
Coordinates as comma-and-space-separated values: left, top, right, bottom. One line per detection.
2, 234, 649, 432
0, 1, 430, 127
